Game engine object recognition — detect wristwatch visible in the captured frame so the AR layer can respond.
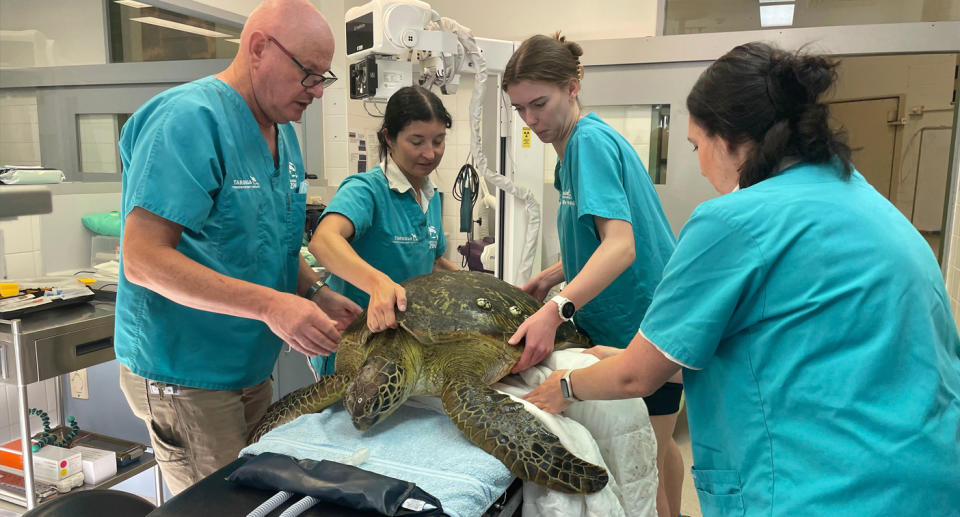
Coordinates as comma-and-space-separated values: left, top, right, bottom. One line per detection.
550, 295, 576, 322
304, 279, 327, 300
559, 369, 581, 402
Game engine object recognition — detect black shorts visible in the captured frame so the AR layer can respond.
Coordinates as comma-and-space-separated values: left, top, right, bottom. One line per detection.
642, 382, 683, 416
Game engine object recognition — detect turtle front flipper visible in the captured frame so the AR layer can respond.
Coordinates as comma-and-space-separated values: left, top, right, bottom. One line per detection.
247, 372, 351, 445
440, 379, 608, 494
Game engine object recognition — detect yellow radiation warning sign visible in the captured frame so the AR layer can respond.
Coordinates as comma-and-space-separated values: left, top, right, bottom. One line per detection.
521, 127, 532, 148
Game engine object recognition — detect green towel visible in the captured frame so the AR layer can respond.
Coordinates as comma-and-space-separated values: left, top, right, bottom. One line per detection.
81, 211, 122, 237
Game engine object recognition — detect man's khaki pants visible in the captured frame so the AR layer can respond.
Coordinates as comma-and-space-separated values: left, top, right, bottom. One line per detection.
118, 364, 273, 495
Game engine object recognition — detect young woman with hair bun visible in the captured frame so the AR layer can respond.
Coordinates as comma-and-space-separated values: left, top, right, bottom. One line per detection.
524, 42, 960, 516
502, 32, 682, 517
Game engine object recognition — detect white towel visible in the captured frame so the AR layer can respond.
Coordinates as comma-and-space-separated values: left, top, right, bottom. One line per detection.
493, 349, 659, 517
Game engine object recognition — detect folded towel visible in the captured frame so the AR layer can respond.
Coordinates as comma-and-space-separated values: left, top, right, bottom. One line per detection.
240, 401, 512, 517
0, 167, 64, 185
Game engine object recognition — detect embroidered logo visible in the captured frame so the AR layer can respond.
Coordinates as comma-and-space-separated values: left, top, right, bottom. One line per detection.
560, 190, 575, 207
392, 232, 419, 244
288, 162, 298, 189
232, 176, 260, 190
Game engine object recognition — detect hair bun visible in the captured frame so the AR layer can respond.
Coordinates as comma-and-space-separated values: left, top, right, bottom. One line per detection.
791, 54, 836, 102
553, 31, 583, 60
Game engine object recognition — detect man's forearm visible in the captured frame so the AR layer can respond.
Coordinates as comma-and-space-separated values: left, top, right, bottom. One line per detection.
125, 245, 280, 322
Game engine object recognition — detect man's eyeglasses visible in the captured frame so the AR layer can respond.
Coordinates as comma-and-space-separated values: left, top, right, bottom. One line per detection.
268, 36, 337, 89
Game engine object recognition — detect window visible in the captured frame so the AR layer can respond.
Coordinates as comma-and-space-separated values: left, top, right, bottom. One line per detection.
664, 0, 960, 35
77, 114, 129, 174
108, 0, 241, 62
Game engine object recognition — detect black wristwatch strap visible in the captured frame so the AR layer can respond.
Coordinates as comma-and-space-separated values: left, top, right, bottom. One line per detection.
305, 279, 326, 300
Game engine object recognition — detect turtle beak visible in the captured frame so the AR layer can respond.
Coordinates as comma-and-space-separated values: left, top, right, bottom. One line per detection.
351, 413, 377, 430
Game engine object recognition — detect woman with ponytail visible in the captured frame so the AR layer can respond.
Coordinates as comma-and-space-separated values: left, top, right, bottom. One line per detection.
307, 86, 460, 376
503, 32, 681, 517
525, 42, 960, 516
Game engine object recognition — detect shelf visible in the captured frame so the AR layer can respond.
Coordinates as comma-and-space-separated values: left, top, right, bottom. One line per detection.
0, 453, 157, 515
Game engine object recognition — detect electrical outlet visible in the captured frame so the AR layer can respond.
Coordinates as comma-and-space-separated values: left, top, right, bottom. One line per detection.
70, 369, 89, 399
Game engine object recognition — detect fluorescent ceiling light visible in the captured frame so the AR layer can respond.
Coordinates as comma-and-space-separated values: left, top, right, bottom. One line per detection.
226, 38, 242, 44
115, 0, 152, 7
758, 0, 791, 3
130, 16, 232, 38
760, 4, 795, 27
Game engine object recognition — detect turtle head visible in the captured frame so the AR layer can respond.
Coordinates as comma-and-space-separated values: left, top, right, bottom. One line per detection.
344, 354, 412, 430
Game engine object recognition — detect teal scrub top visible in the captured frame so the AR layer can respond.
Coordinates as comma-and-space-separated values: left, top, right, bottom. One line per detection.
555, 113, 676, 348
309, 165, 445, 375
116, 76, 306, 390
640, 160, 960, 515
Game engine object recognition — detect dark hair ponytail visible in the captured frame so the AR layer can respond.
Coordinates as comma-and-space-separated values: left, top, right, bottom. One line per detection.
377, 86, 452, 161
687, 42, 852, 188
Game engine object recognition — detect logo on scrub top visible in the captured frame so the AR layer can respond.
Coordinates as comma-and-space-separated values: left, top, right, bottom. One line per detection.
232, 176, 260, 190
392, 232, 419, 244
560, 190, 575, 207
428, 225, 439, 249
288, 162, 298, 190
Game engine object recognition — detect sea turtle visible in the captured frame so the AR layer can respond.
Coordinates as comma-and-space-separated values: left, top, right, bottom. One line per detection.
248, 270, 608, 494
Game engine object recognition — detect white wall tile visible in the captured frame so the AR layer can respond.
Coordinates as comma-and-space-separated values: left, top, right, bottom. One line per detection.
323, 90, 346, 116
325, 144, 348, 169
4, 385, 19, 428
26, 382, 45, 412
324, 115, 346, 144
0, 216, 36, 254
45, 381, 60, 426
0, 123, 38, 144
4, 251, 38, 278
0, 389, 7, 430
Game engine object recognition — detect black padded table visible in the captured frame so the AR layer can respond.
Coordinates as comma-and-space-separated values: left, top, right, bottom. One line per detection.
146, 456, 385, 517
146, 456, 522, 517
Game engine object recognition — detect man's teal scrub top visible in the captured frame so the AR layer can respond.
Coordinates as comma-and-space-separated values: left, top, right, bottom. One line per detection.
310, 164, 445, 375
555, 113, 676, 348
641, 160, 960, 515
116, 76, 306, 390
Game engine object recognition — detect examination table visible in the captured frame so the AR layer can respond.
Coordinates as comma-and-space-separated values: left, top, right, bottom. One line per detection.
145, 455, 523, 517
147, 350, 658, 517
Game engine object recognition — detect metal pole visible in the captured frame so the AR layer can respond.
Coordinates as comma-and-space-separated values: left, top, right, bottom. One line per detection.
11, 319, 36, 510
154, 465, 164, 505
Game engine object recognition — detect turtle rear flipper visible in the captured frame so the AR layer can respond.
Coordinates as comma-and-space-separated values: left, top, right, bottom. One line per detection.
247, 372, 351, 445
441, 379, 608, 494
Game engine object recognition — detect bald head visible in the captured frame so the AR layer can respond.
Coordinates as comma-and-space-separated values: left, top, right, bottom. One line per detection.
241, 0, 334, 67
218, 0, 335, 127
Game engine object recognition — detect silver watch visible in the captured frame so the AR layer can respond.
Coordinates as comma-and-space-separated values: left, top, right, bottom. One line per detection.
304, 279, 327, 300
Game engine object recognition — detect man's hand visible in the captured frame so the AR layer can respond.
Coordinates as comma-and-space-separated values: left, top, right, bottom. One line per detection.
262, 292, 343, 357
507, 302, 563, 373
366, 277, 407, 333
311, 286, 362, 331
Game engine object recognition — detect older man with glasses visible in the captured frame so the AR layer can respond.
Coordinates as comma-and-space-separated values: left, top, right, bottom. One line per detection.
115, 0, 362, 494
